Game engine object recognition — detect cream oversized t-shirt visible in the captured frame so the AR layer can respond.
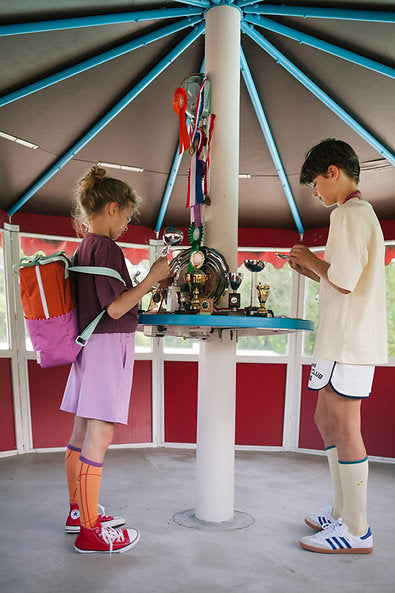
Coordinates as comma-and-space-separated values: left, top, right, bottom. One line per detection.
313, 198, 387, 365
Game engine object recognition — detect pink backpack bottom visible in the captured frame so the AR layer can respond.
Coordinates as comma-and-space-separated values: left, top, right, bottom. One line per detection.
26, 309, 82, 368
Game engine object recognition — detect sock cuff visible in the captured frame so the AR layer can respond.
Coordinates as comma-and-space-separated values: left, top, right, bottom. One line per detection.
67, 444, 82, 453
325, 445, 336, 451
338, 456, 368, 465
79, 455, 103, 468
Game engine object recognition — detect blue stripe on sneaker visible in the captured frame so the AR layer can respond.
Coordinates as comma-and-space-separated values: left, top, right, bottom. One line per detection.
340, 537, 352, 548
332, 537, 345, 549
361, 528, 372, 540
326, 538, 337, 550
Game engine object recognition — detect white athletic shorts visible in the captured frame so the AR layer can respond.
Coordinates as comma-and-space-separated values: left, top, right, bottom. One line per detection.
308, 357, 375, 398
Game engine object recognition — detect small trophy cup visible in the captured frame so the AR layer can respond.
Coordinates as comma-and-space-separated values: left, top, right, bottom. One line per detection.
161, 226, 184, 256
256, 282, 272, 317
244, 259, 265, 315
186, 270, 208, 312
227, 272, 243, 310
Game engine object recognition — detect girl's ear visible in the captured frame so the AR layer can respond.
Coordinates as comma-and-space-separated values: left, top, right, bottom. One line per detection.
107, 202, 119, 217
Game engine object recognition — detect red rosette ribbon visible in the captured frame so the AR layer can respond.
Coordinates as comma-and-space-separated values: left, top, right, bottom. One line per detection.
173, 87, 190, 154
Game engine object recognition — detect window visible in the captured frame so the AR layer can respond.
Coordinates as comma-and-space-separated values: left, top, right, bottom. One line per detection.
0, 232, 9, 349
236, 251, 292, 356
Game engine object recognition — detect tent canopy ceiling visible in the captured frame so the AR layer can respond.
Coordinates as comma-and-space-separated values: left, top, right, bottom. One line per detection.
0, 0, 394, 233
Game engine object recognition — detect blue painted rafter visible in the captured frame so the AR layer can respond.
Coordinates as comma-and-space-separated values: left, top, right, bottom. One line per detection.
0, 7, 203, 36
173, 0, 210, 7
245, 15, 395, 80
7, 23, 206, 216
242, 21, 395, 167
243, 5, 395, 23
0, 17, 203, 107
240, 48, 304, 236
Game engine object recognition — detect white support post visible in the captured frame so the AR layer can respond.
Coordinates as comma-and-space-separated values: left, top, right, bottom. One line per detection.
149, 239, 165, 446
3, 223, 32, 453
195, 5, 241, 523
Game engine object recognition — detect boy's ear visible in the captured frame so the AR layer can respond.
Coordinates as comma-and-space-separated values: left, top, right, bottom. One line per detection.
327, 165, 340, 179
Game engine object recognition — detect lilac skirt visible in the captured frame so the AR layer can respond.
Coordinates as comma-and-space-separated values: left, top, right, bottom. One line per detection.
60, 333, 135, 425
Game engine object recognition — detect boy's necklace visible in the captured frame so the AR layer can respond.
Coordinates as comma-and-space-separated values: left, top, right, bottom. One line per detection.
343, 190, 361, 204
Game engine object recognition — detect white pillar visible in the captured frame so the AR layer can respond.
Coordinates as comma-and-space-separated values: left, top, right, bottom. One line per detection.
196, 5, 240, 523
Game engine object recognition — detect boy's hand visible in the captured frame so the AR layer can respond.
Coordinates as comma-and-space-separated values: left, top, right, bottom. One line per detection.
289, 244, 316, 270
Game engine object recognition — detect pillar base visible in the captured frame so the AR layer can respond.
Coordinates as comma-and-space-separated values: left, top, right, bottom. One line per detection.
173, 509, 255, 531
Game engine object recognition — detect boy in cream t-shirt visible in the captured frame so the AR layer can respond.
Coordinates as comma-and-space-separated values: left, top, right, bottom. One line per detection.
289, 138, 387, 554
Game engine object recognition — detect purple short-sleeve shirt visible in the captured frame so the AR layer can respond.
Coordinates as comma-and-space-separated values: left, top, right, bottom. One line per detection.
73, 233, 138, 334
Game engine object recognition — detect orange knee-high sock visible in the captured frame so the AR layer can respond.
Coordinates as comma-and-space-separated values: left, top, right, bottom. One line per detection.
76, 456, 103, 529
65, 444, 81, 504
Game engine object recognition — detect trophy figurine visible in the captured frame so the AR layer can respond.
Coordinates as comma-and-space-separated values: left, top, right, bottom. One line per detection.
227, 272, 243, 310
243, 259, 265, 315
256, 282, 273, 317
186, 270, 208, 312
161, 226, 184, 256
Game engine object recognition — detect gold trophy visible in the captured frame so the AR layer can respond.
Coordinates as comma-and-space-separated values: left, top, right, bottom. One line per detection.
186, 270, 208, 312
256, 282, 273, 317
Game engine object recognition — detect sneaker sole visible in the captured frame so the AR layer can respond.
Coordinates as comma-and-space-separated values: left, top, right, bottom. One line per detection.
66, 518, 126, 534
74, 530, 141, 554
301, 541, 373, 554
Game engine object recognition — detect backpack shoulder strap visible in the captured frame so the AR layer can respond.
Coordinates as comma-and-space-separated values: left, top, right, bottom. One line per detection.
69, 265, 126, 286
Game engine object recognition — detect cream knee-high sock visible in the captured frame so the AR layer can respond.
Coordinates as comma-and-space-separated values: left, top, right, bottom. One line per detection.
338, 457, 369, 536
326, 445, 342, 520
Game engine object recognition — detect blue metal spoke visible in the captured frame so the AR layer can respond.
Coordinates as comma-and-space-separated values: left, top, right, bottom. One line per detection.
7, 22, 205, 216
173, 0, 210, 7
154, 58, 205, 233
0, 7, 203, 36
242, 22, 395, 167
244, 4, 395, 23
245, 15, 395, 79
0, 17, 203, 107
240, 48, 304, 235
154, 150, 185, 235
236, 0, 263, 7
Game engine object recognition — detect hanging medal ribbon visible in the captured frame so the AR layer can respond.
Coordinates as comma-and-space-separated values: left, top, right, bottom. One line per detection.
203, 114, 215, 196
173, 87, 190, 154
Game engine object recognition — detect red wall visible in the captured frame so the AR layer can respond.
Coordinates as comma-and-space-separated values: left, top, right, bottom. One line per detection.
299, 365, 395, 457
28, 359, 152, 448
0, 358, 16, 451
164, 361, 286, 446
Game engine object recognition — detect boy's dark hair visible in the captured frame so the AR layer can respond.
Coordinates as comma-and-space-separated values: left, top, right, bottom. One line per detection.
299, 138, 360, 185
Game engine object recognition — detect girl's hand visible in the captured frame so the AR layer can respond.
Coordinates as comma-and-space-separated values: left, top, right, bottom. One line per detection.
148, 257, 172, 284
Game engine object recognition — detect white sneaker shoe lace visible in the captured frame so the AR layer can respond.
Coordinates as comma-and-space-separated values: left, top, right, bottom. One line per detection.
99, 526, 126, 554
98, 503, 106, 517
314, 518, 344, 541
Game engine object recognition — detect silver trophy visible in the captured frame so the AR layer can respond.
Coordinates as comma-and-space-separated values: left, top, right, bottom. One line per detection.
244, 259, 265, 314
227, 272, 243, 309
162, 226, 184, 256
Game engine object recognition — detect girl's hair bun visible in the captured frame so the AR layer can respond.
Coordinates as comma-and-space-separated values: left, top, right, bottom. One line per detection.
79, 165, 106, 191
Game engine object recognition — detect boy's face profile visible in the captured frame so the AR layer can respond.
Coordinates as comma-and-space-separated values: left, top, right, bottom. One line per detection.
310, 166, 340, 208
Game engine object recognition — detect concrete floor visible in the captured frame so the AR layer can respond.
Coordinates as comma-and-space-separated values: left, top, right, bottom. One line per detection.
0, 448, 394, 593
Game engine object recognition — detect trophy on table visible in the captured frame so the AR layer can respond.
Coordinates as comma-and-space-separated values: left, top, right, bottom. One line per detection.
227, 272, 243, 310
256, 282, 273, 317
185, 270, 208, 312
243, 259, 265, 316
149, 226, 184, 312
